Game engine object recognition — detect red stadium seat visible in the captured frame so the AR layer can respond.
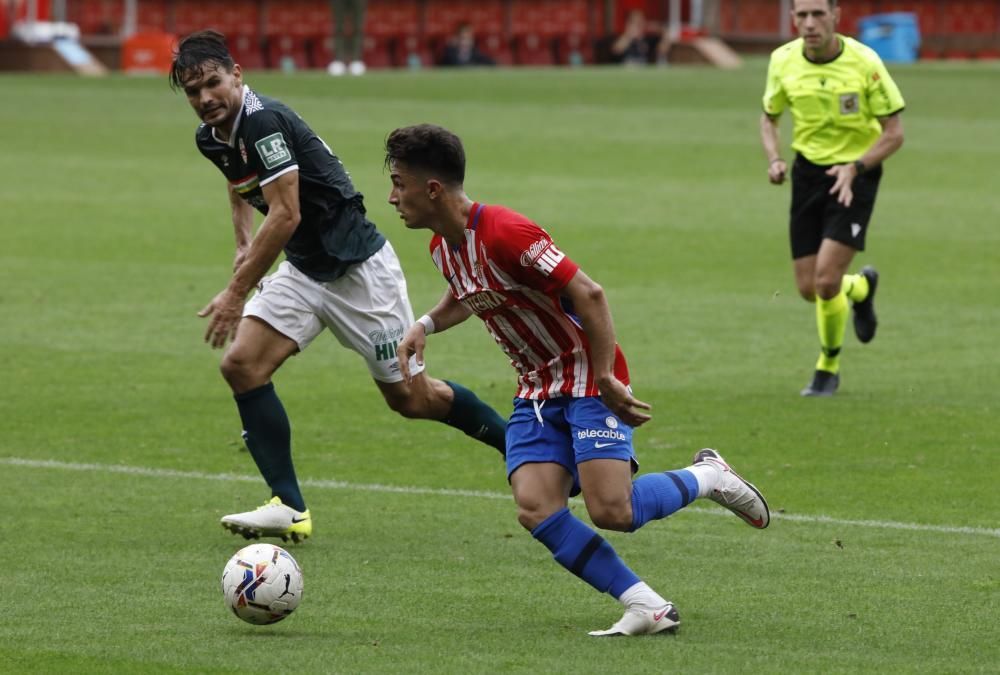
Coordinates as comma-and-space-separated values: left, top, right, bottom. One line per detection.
838, 1, 878, 37
875, 0, 941, 36
424, 0, 505, 40
512, 33, 555, 65
365, 0, 420, 40
263, 0, 328, 39
136, 0, 168, 34
360, 0, 421, 68
266, 34, 310, 70
943, 0, 1000, 34
508, 0, 589, 65
173, 0, 261, 39
509, 0, 588, 38
393, 33, 435, 69
479, 32, 514, 65
69, 0, 124, 35
719, 0, 782, 35
555, 31, 593, 65
229, 33, 265, 70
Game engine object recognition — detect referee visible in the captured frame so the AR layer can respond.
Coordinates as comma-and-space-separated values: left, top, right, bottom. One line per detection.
760, 0, 904, 396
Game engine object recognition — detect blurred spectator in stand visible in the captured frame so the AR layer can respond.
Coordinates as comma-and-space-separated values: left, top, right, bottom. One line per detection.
439, 22, 496, 67
327, 0, 367, 76
611, 9, 650, 65
612, 10, 672, 67
654, 24, 672, 66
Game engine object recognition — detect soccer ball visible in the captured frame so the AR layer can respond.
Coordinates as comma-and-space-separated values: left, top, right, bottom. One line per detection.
221, 543, 304, 625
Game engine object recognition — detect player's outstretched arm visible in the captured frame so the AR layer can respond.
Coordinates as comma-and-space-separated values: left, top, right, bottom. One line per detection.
199, 171, 301, 348
397, 290, 473, 383
563, 270, 652, 427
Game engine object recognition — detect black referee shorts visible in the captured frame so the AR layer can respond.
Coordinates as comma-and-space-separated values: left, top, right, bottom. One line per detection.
789, 153, 883, 259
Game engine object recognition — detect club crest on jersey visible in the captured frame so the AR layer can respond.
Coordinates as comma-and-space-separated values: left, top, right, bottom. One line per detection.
839, 93, 860, 115
520, 239, 565, 275
255, 132, 292, 169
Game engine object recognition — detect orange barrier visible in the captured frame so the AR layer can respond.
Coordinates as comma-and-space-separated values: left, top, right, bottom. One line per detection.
121, 30, 176, 74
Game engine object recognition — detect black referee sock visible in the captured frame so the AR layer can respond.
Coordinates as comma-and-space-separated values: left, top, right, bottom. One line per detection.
442, 380, 507, 456
234, 382, 307, 512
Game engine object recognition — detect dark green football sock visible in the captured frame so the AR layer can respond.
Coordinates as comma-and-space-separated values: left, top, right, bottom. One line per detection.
234, 382, 306, 512
442, 380, 507, 456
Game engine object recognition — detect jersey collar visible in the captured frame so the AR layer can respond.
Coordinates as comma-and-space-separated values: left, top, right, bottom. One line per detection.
211, 84, 249, 148
466, 202, 486, 231
803, 35, 845, 64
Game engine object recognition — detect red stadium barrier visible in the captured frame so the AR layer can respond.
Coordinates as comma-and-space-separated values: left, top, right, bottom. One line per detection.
58, 0, 1000, 68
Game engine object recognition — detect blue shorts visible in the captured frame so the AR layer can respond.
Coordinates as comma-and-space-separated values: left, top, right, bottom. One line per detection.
505, 396, 639, 497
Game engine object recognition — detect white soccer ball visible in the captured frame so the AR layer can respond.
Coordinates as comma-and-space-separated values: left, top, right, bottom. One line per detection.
221, 543, 304, 625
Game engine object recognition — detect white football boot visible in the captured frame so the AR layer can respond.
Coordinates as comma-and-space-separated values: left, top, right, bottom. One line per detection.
693, 448, 770, 529
221, 496, 312, 543
589, 602, 680, 637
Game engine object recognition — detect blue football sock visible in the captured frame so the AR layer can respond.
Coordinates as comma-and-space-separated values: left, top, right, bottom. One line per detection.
442, 380, 507, 455
629, 470, 699, 531
234, 383, 306, 512
531, 507, 640, 598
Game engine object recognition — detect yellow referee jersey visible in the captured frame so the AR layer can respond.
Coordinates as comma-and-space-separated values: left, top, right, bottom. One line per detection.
762, 35, 905, 165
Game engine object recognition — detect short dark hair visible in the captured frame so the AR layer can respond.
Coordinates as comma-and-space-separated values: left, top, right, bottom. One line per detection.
169, 30, 234, 90
384, 124, 466, 185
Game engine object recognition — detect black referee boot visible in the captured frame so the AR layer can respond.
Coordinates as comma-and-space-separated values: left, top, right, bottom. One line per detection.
801, 370, 839, 397
852, 266, 879, 344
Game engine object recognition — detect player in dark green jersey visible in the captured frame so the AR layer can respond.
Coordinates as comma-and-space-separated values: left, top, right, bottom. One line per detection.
759, 0, 905, 396
170, 31, 506, 542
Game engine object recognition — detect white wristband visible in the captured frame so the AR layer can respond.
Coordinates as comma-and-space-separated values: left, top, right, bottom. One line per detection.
416, 314, 435, 335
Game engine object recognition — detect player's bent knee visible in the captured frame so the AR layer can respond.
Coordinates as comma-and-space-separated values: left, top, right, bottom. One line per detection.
382, 388, 430, 419
219, 353, 249, 384
517, 506, 548, 532
815, 279, 841, 300
588, 505, 633, 532
219, 353, 268, 391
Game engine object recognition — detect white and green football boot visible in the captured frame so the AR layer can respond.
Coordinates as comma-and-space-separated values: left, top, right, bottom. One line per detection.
221, 496, 312, 543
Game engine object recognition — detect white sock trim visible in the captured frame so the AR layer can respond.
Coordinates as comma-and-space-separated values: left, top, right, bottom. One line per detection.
618, 581, 667, 608
687, 463, 721, 498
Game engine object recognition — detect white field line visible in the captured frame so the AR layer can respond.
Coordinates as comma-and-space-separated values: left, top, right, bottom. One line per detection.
4, 456, 999, 540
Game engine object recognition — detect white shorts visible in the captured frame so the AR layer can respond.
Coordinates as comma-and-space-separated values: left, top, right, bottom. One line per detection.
243, 240, 425, 383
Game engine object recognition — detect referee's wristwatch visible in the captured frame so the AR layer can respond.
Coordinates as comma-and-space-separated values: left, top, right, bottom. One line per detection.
853, 159, 867, 174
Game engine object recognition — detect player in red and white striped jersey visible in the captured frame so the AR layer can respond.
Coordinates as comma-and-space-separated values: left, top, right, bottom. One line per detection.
427, 200, 632, 401
385, 124, 770, 636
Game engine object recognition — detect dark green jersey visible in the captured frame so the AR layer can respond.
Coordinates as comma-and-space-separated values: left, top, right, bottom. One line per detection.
195, 86, 385, 282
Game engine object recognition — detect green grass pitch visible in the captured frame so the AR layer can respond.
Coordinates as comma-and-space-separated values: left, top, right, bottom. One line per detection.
1, 60, 998, 673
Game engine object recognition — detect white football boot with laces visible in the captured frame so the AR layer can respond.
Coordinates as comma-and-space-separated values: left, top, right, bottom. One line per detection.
589, 601, 680, 637
693, 448, 770, 529
221, 496, 312, 543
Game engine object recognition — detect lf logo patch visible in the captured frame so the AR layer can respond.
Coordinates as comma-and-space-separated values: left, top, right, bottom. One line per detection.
255, 132, 292, 169
839, 92, 860, 115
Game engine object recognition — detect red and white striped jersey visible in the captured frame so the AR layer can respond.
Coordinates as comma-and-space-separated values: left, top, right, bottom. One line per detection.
429, 203, 630, 400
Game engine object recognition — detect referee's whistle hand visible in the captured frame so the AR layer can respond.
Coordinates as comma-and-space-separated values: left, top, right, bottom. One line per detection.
826, 164, 856, 207
767, 160, 787, 185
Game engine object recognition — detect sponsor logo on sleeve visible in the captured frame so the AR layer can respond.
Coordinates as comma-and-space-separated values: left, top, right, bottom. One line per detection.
520, 238, 565, 276
255, 132, 292, 170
